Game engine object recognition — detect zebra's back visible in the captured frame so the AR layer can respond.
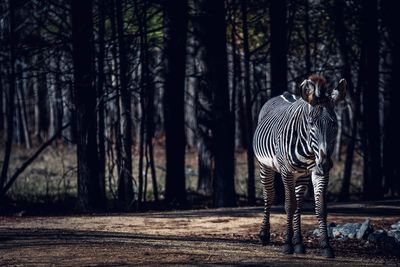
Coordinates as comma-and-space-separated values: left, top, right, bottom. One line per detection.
257, 92, 299, 123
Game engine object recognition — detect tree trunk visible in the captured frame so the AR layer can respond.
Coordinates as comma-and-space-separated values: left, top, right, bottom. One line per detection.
142, 8, 159, 204
47, 57, 57, 138
340, 69, 361, 201
14, 83, 22, 145
34, 56, 48, 143
109, 0, 122, 204
115, 0, 134, 209
360, 0, 382, 200
185, 9, 197, 148
204, 0, 236, 207
304, 0, 311, 75
270, 0, 287, 204
97, 0, 106, 201
339, 99, 359, 201
60, 53, 73, 143
192, 2, 213, 196
71, 0, 103, 210
1, 76, 5, 134
241, 0, 255, 205
135, 0, 146, 208
381, 0, 400, 195
236, 88, 246, 149
0, 0, 17, 193
138, 94, 145, 206
331, 0, 357, 201
163, 0, 188, 206
0, 74, 3, 133
16, 71, 31, 149
148, 137, 158, 202
229, 1, 240, 151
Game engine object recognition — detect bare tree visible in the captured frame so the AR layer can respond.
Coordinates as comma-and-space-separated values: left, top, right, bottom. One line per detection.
381, 0, 400, 195
211, 0, 237, 207
115, 0, 134, 208
270, 0, 288, 204
163, 0, 188, 206
330, 0, 358, 201
0, 0, 17, 194
193, 0, 213, 195
360, 0, 382, 200
241, 0, 255, 205
71, 0, 104, 210
96, 0, 107, 200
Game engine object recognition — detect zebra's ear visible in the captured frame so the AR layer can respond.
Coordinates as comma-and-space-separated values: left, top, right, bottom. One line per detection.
300, 79, 315, 104
331, 78, 347, 103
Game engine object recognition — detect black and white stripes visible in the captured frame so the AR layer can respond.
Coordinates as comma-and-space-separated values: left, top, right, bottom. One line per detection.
253, 75, 347, 258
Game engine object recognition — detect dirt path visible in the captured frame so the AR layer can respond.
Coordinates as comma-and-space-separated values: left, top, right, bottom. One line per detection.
1, 203, 400, 266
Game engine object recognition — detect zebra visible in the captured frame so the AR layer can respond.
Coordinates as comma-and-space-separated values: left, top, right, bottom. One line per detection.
253, 74, 347, 258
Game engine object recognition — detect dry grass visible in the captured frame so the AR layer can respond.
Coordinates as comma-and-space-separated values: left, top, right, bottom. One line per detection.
2, 142, 363, 204
5, 143, 77, 202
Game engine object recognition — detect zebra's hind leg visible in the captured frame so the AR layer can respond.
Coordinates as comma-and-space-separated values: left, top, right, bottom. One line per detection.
259, 164, 275, 246
293, 179, 309, 254
282, 171, 296, 254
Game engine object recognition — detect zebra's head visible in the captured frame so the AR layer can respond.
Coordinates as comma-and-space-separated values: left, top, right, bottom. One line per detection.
300, 75, 347, 175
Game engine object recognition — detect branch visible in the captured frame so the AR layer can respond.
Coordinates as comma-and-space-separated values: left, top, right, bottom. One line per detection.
1, 123, 71, 197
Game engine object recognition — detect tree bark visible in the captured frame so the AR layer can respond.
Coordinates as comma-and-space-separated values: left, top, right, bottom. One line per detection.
381, 0, 400, 195
34, 58, 48, 142
71, 0, 103, 211
115, 0, 134, 209
229, 1, 239, 151
209, 0, 237, 207
0, 74, 3, 133
193, 1, 213, 196
185, 7, 197, 149
142, 9, 159, 204
360, 0, 383, 200
0, 0, 17, 193
97, 0, 106, 201
270, 0, 287, 204
270, 0, 288, 94
194, 0, 236, 206
47, 57, 57, 138
304, 0, 311, 75
163, 0, 188, 206
241, 0, 255, 205
331, 0, 357, 201
16, 70, 31, 149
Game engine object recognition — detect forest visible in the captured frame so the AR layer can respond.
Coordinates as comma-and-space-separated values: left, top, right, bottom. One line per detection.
0, 0, 399, 213
2, 0, 400, 265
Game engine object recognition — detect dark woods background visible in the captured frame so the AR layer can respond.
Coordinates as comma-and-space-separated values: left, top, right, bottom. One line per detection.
0, 0, 399, 213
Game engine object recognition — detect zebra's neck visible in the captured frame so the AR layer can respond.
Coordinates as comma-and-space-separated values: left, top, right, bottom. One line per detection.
285, 101, 315, 169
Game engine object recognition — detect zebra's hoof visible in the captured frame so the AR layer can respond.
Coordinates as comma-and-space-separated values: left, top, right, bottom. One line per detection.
321, 247, 335, 258
259, 230, 270, 246
294, 243, 306, 254
282, 243, 294, 254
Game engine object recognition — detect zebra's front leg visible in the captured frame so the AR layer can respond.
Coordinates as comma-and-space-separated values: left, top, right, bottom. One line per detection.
259, 164, 275, 246
293, 182, 308, 254
282, 172, 296, 254
312, 173, 334, 258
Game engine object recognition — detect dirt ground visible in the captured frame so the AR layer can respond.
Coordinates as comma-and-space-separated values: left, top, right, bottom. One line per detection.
1, 202, 400, 266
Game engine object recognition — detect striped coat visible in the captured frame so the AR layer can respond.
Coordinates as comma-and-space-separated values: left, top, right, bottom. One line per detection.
253, 75, 347, 258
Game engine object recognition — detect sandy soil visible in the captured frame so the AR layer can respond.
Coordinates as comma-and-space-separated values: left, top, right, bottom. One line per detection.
1, 204, 400, 266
